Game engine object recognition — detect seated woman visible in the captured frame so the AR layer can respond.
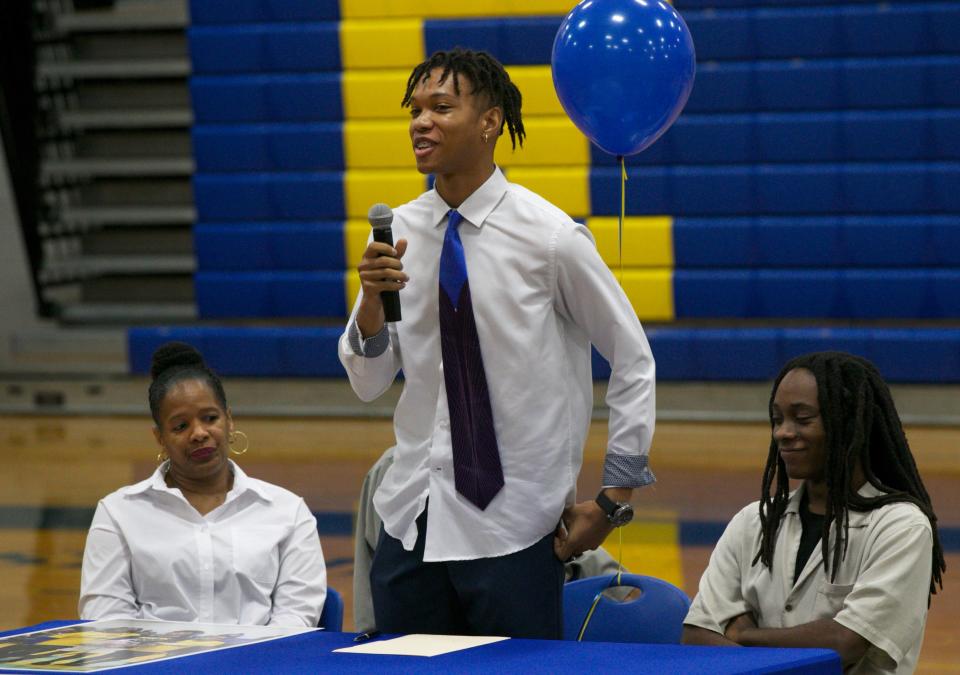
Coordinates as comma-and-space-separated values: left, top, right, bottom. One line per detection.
79, 342, 326, 626
683, 351, 945, 673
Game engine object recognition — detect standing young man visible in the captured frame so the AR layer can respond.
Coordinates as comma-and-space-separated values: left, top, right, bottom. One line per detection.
338, 49, 656, 638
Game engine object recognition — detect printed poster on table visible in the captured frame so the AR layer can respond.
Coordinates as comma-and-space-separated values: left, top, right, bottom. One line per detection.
0, 619, 315, 672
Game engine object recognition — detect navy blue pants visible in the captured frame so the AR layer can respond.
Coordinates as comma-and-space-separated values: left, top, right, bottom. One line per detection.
370, 508, 565, 639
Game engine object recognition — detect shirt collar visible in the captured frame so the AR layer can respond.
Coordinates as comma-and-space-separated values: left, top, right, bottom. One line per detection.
127, 459, 273, 503
786, 481, 886, 526
429, 166, 508, 230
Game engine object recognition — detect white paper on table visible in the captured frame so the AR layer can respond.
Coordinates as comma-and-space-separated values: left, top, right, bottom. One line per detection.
334, 634, 509, 657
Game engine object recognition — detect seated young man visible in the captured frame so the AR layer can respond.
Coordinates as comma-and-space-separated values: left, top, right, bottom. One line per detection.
683, 351, 945, 674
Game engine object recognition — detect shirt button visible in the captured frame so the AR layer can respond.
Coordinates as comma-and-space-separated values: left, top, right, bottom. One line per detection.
433, 466, 442, 472
785, 603, 793, 612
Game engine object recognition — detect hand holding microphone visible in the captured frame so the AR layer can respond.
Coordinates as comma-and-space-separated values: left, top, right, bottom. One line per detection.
356, 203, 407, 335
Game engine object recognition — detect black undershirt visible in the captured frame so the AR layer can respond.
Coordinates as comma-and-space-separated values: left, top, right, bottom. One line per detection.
794, 491, 825, 584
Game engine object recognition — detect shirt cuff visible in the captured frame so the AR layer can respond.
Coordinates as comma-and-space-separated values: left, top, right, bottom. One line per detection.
347, 321, 390, 358
602, 454, 656, 488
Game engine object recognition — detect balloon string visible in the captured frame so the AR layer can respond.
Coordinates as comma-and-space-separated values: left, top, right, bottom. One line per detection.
618, 155, 628, 284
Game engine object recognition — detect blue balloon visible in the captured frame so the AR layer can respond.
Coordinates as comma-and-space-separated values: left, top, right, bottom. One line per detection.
552, 0, 696, 157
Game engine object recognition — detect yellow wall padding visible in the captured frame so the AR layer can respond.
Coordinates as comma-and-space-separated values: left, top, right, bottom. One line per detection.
344, 169, 428, 218
340, 20, 424, 70
587, 216, 674, 268
495, 116, 588, 167
342, 70, 411, 121
505, 166, 590, 218
505, 66, 565, 116
341, 0, 575, 19
344, 120, 410, 168
619, 269, 675, 321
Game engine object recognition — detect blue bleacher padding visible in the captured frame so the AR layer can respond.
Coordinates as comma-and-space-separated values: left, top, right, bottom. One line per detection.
674, 269, 960, 319
194, 173, 345, 220
673, 216, 960, 268
131, 326, 960, 382
684, 4, 960, 61
592, 111, 960, 166
195, 271, 346, 319
686, 56, 960, 113
189, 0, 338, 24
192, 124, 344, 172
188, 25, 341, 74
424, 18, 561, 66
590, 163, 960, 216
675, 0, 920, 9
190, 75, 343, 123
194, 222, 345, 271
129, 326, 346, 377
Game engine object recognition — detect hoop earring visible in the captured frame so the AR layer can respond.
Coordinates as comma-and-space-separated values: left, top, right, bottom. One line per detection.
229, 430, 250, 456
157, 450, 167, 463
482, 131, 489, 143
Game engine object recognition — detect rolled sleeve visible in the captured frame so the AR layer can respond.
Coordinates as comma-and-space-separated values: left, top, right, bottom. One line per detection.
684, 506, 754, 635
832, 518, 933, 668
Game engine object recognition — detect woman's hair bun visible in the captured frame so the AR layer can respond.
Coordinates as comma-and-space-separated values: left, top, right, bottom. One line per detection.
150, 341, 205, 380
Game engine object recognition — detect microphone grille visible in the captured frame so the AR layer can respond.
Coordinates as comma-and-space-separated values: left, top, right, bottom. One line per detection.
367, 203, 394, 230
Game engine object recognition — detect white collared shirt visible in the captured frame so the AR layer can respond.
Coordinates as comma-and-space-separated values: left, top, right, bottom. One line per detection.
339, 167, 656, 561
79, 460, 326, 627
684, 483, 934, 674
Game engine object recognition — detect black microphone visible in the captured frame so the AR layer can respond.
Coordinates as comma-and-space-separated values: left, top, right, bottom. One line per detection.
368, 203, 401, 323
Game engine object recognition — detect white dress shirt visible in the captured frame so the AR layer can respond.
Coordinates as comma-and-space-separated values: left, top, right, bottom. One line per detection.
79, 460, 326, 627
339, 167, 656, 562
684, 483, 933, 674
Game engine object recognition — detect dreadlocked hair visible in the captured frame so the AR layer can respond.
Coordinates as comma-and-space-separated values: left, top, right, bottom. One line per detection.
753, 351, 945, 598
401, 48, 525, 150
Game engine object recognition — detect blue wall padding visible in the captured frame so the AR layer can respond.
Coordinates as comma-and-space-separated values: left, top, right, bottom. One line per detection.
684, 4, 960, 61
194, 222, 345, 271
673, 216, 960, 268
195, 271, 346, 318
189, 25, 341, 74
674, 270, 960, 319
192, 124, 344, 172
686, 57, 960, 113
590, 164, 960, 216
129, 326, 345, 377
190, 75, 342, 123
592, 110, 960, 166
194, 173, 345, 220
128, 326, 960, 381
675, 0, 927, 10
425, 18, 561, 66
189, 0, 338, 24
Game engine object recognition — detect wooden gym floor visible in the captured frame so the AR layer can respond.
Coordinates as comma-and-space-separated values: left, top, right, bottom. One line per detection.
0, 415, 956, 671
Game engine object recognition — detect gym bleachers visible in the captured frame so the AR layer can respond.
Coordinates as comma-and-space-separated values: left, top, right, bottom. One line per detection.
128, 0, 960, 382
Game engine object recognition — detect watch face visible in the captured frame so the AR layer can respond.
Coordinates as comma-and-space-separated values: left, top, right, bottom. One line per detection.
611, 504, 634, 527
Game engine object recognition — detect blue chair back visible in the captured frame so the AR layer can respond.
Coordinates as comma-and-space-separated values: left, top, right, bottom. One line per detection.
319, 587, 343, 631
563, 573, 691, 643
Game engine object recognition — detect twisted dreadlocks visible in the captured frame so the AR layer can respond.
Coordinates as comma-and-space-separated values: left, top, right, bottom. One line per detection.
401, 48, 525, 150
754, 351, 945, 597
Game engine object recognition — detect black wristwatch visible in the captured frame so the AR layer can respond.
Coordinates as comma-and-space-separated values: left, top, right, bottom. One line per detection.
596, 490, 634, 527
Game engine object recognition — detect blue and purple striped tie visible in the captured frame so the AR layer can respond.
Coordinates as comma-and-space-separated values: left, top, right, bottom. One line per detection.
438, 210, 504, 510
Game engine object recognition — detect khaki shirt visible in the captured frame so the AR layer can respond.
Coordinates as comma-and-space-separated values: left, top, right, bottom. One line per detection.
685, 483, 933, 674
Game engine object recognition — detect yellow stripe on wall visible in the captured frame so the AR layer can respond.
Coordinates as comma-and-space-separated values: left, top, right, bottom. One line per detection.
505, 166, 589, 218
606, 516, 684, 589
344, 120, 410, 168
620, 269, 675, 321
340, 20, 424, 70
343, 169, 428, 218
341, 0, 574, 19
342, 70, 411, 120
505, 66, 564, 117
587, 216, 674, 268
495, 116, 588, 167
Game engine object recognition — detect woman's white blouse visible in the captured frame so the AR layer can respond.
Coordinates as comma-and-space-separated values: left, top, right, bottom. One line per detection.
79, 460, 326, 627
